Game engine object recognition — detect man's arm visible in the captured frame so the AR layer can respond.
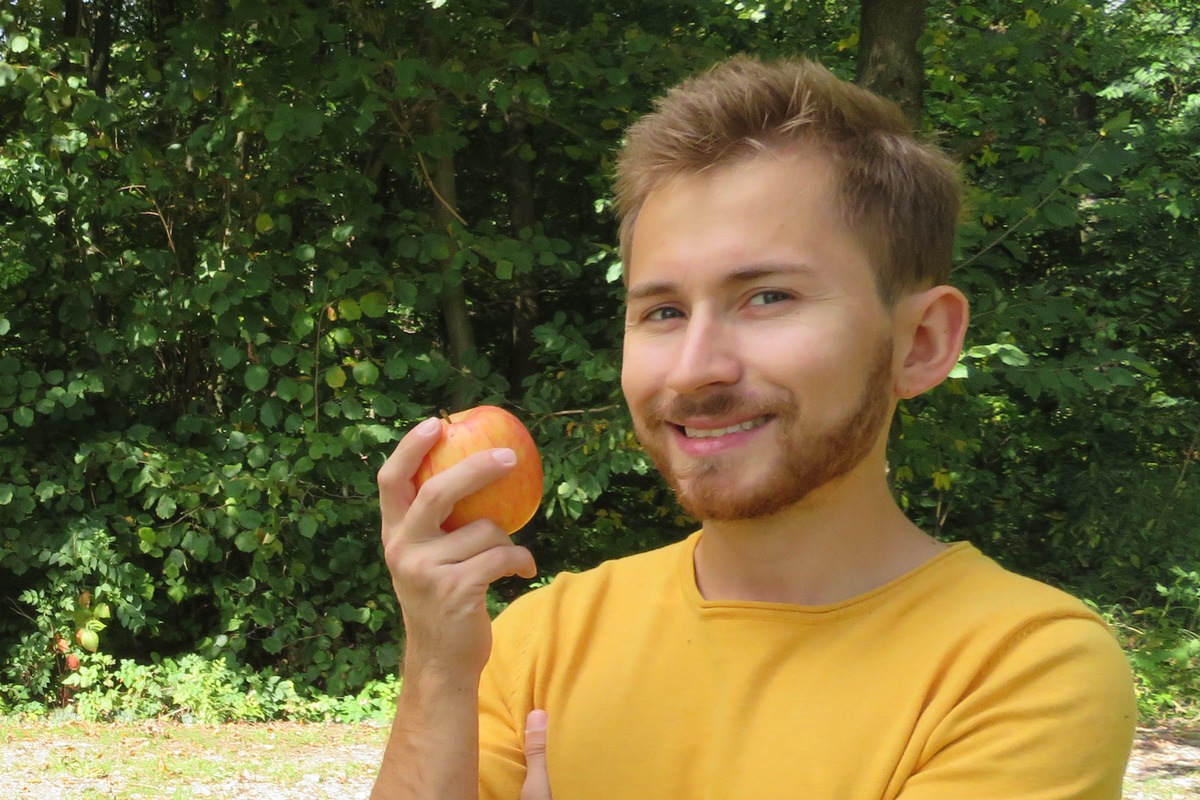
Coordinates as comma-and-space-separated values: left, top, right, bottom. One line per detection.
370, 418, 537, 800
897, 616, 1135, 800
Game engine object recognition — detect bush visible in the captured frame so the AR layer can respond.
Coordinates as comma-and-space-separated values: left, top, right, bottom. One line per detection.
11, 652, 404, 724
1102, 568, 1200, 721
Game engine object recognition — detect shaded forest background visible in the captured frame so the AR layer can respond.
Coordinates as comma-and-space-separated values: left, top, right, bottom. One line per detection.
1, 0, 1198, 718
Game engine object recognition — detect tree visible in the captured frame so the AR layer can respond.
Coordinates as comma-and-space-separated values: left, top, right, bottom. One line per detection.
1, 0, 1196, 714
857, 0, 927, 122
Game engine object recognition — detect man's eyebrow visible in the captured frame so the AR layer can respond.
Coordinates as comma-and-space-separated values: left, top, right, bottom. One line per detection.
625, 280, 676, 304
723, 262, 817, 283
625, 263, 815, 303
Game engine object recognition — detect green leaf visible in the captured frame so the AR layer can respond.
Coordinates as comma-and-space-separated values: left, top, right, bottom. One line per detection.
338, 298, 362, 321
218, 345, 242, 369
10, 35, 30, 54
248, 444, 270, 467
255, 213, 274, 233
275, 377, 298, 401
155, 495, 177, 519
360, 291, 389, 318
1041, 202, 1077, 228
245, 365, 270, 392
352, 360, 380, 385
996, 345, 1030, 367
1101, 110, 1132, 137
325, 366, 347, 388
270, 345, 295, 366
511, 46, 536, 68
295, 244, 317, 262
260, 400, 283, 427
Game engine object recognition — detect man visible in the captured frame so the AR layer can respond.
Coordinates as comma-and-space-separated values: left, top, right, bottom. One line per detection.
373, 56, 1136, 800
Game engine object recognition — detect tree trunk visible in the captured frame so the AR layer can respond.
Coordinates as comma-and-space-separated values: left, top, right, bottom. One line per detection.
86, 0, 119, 97
856, 0, 927, 124
429, 103, 477, 409
504, 0, 540, 393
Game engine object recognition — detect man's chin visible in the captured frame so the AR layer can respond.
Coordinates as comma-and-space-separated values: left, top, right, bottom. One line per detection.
674, 476, 802, 523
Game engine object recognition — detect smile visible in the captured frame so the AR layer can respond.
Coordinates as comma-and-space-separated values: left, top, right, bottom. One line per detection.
682, 416, 771, 439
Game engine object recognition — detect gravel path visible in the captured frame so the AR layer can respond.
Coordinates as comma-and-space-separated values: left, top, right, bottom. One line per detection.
1, 722, 1197, 798
0, 721, 385, 800
1125, 726, 1200, 799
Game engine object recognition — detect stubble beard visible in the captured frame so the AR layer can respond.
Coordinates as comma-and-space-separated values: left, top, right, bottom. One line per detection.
633, 337, 895, 522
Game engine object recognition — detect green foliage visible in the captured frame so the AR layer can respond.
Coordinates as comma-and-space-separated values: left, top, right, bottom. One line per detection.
0, 0, 1197, 718
1102, 567, 1200, 719
0, 652, 401, 723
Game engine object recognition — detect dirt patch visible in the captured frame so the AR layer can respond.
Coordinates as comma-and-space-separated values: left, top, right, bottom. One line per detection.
0, 720, 388, 800
1, 720, 1197, 798
1125, 726, 1200, 800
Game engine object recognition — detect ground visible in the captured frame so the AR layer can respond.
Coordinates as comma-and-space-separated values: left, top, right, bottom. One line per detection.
0, 719, 1196, 799
1126, 726, 1200, 800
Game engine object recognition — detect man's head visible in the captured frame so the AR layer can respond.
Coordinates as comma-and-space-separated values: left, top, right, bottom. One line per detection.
617, 57, 970, 522
615, 56, 962, 306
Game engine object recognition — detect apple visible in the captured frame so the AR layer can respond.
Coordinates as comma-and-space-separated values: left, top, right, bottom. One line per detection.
415, 405, 543, 534
65, 654, 80, 671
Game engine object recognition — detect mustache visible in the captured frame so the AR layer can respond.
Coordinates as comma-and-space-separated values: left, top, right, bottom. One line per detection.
651, 389, 794, 422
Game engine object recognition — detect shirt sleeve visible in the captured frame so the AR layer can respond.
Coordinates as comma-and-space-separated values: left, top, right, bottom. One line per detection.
898, 615, 1137, 800
477, 590, 543, 800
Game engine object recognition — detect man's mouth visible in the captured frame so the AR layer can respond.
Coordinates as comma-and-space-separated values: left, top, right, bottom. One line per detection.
681, 416, 771, 439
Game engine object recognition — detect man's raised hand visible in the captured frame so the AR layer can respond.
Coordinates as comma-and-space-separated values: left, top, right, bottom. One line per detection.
378, 417, 537, 677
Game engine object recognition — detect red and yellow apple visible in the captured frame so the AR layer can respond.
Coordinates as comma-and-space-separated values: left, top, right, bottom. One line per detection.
414, 405, 544, 534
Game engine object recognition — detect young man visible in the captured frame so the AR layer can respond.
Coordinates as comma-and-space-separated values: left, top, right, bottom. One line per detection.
373, 57, 1136, 800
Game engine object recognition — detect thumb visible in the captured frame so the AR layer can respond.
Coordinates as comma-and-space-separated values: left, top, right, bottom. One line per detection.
520, 709, 553, 800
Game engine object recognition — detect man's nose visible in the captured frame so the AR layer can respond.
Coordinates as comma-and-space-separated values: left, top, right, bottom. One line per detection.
665, 313, 742, 395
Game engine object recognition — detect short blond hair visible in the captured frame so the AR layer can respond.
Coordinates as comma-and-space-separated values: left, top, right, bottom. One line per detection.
614, 56, 962, 304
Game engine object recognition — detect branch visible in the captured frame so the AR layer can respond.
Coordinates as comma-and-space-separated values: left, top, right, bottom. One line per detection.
415, 151, 468, 227
958, 139, 1100, 271
541, 404, 622, 418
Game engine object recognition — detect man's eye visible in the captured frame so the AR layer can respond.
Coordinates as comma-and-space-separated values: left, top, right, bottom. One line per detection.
748, 290, 791, 306
645, 306, 685, 322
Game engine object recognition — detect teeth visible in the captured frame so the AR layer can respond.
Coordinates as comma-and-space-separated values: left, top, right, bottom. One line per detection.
684, 417, 768, 439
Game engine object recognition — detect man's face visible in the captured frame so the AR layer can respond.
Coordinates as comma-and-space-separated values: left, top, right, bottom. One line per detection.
620, 150, 899, 522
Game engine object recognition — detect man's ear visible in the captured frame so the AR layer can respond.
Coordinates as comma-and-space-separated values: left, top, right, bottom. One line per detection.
892, 286, 970, 399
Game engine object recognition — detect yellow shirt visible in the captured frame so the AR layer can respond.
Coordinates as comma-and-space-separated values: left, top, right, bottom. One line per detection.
479, 532, 1136, 799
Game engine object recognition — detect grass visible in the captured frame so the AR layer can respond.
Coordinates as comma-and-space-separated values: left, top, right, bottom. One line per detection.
0, 716, 389, 799
3, 715, 1198, 799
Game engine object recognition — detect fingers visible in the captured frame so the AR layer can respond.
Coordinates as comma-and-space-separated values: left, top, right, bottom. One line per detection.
520, 710, 552, 800
378, 416, 517, 546
401, 448, 518, 543
378, 417, 442, 534
388, 523, 538, 600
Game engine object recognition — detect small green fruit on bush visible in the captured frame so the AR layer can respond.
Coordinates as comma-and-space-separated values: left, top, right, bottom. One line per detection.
76, 629, 99, 652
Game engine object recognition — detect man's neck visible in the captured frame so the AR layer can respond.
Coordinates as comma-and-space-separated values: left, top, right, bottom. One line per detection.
692, 466, 946, 606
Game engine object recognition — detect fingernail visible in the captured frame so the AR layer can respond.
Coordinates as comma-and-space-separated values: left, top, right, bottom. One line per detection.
415, 417, 441, 436
526, 709, 548, 732
493, 448, 517, 466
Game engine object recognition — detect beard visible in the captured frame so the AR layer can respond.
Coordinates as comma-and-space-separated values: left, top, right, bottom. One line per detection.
633, 336, 895, 522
